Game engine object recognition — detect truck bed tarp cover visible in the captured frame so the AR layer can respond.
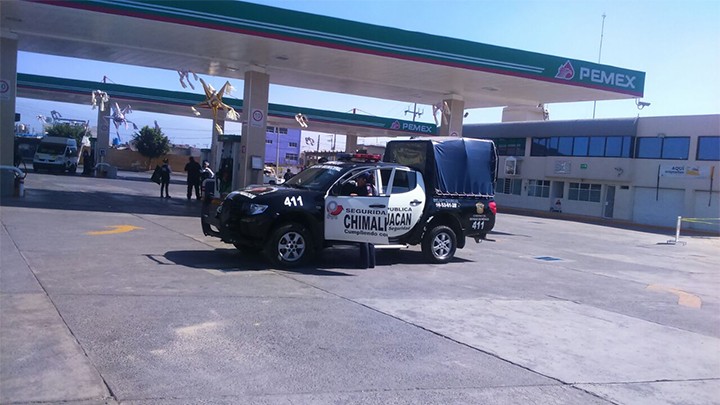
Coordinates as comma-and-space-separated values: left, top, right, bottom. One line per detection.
434, 139, 495, 195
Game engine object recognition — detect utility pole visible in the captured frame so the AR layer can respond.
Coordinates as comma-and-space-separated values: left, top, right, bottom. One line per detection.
404, 103, 423, 122
274, 126, 280, 171
592, 13, 606, 119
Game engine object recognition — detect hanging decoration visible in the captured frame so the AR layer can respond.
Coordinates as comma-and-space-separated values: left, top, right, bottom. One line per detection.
178, 69, 199, 90
432, 101, 451, 126
191, 78, 239, 134
91, 90, 110, 112
106, 102, 138, 143
295, 113, 308, 128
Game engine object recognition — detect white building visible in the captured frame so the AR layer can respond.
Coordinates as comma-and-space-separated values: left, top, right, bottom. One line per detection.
464, 114, 720, 233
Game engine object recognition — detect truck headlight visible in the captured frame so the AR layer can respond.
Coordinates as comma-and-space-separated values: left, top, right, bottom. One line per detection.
248, 203, 268, 215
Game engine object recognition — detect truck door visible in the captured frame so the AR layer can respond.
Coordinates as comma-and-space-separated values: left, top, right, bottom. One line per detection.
383, 168, 426, 238
324, 168, 390, 245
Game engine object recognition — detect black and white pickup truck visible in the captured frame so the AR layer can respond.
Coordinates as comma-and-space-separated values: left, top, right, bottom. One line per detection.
201, 138, 497, 267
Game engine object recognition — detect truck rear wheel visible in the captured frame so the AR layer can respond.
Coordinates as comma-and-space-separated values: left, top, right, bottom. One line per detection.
422, 225, 456, 264
265, 223, 314, 268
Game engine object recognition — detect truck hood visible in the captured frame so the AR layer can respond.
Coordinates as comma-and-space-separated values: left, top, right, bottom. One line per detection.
225, 184, 320, 203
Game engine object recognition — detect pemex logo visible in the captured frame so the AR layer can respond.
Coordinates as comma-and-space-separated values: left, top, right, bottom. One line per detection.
390, 120, 401, 130
555, 61, 575, 80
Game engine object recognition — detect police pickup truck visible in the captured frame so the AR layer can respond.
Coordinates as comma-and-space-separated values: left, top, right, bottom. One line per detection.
201, 138, 497, 267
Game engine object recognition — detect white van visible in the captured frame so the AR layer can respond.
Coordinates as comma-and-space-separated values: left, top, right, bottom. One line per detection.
33, 136, 79, 173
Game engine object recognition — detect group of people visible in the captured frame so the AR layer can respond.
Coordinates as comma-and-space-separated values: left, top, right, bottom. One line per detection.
156, 156, 214, 199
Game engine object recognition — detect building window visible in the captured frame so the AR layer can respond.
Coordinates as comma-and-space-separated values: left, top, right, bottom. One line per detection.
661, 137, 690, 159
636, 136, 689, 160
266, 139, 272, 144
495, 138, 526, 156
557, 137, 573, 156
531, 136, 633, 158
267, 126, 289, 135
572, 137, 589, 156
568, 182, 602, 202
605, 137, 623, 157
531, 138, 548, 156
289, 142, 298, 148
498, 178, 522, 195
697, 136, 720, 161
588, 137, 606, 157
285, 153, 298, 161
527, 179, 550, 198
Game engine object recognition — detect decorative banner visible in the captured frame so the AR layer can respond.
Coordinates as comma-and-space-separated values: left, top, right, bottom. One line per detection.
660, 165, 711, 179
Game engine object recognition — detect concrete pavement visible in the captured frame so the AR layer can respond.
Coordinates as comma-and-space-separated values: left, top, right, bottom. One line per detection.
1, 170, 719, 404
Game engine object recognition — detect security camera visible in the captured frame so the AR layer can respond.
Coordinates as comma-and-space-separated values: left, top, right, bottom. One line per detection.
635, 100, 651, 110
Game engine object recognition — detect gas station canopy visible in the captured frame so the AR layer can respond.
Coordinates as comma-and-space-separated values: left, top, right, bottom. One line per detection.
17, 73, 438, 137
2, 0, 645, 110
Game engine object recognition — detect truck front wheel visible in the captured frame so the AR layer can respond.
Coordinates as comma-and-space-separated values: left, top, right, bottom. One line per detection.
422, 225, 457, 264
265, 223, 314, 268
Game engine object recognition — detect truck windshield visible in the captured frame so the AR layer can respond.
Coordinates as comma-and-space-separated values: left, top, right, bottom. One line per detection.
36, 144, 67, 154
284, 166, 344, 191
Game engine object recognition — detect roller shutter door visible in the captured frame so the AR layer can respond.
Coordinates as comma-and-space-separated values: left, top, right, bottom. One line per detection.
632, 187, 684, 227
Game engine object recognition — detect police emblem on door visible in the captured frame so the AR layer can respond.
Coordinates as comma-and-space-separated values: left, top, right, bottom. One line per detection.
476, 202, 485, 214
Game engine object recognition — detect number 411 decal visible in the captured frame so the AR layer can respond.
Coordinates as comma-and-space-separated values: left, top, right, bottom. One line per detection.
471, 220, 485, 230
284, 196, 304, 207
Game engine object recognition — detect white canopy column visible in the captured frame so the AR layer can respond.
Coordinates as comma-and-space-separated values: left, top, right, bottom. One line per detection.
234, 67, 269, 189
210, 118, 224, 170
95, 97, 111, 163
345, 131, 358, 153
437, 96, 465, 137
0, 34, 18, 196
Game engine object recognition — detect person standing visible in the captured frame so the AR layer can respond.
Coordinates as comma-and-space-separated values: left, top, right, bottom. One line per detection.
184, 156, 202, 200
351, 171, 377, 269
82, 150, 91, 175
283, 168, 293, 182
200, 160, 214, 181
199, 160, 215, 199
160, 158, 171, 198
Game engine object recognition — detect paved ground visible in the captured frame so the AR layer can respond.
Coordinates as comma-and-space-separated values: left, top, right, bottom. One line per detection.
1, 170, 719, 404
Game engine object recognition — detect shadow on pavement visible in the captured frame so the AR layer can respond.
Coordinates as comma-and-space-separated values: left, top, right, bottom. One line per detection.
1, 188, 203, 218
163, 249, 354, 276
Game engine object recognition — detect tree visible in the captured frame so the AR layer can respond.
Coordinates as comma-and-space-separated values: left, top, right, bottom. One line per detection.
132, 126, 170, 169
45, 122, 88, 146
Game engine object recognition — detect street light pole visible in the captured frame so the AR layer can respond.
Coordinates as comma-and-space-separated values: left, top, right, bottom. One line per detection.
592, 13, 607, 119
275, 126, 280, 172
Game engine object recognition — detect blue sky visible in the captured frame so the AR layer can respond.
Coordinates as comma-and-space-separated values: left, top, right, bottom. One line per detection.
15, 0, 720, 149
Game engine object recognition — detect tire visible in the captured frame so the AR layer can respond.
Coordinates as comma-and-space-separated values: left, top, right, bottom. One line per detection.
265, 223, 314, 268
68, 164, 77, 174
422, 225, 457, 264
